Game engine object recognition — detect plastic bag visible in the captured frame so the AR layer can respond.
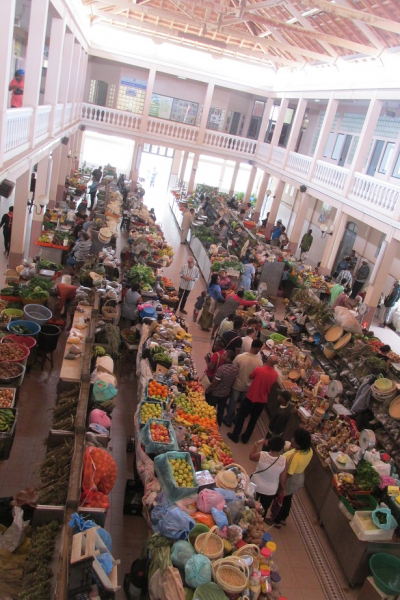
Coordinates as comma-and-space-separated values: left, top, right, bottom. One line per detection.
93, 381, 118, 403
154, 451, 198, 504
89, 409, 111, 429
0, 507, 30, 552
211, 508, 228, 529
193, 582, 226, 600
151, 501, 173, 531
171, 540, 196, 569
175, 496, 198, 515
96, 356, 114, 374
139, 418, 178, 454
68, 512, 112, 551
225, 498, 245, 525
196, 489, 225, 514
215, 488, 237, 502
158, 507, 195, 540
192, 512, 215, 528
334, 307, 363, 334
89, 423, 109, 435
97, 552, 113, 575
149, 566, 186, 600
82, 446, 117, 494
184, 555, 212, 589
372, 508, 396, 530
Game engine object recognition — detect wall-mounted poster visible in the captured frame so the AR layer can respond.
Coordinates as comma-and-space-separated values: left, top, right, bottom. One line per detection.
149, 94, 174, 119
171, 98, 198, 125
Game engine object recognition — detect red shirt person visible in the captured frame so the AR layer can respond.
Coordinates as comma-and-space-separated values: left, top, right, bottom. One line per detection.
9, 70, 25, 108
228, 356, 278, 444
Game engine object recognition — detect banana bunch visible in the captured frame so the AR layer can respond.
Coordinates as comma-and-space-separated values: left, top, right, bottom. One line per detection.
0, 409, 15, 432
184, 346, 192, 353
201, 444, 219, 461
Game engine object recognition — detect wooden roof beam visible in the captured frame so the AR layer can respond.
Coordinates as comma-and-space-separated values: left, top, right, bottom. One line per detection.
306, 0, 400, 35
334, 0, 386, 51
282, 1, 337, 58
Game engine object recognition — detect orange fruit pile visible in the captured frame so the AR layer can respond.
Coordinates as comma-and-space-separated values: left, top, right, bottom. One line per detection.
148, 380, 168, 400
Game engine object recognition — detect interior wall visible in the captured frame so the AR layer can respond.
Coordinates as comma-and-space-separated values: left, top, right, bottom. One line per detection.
153, 73, 207, 104
84, 57, 149, 105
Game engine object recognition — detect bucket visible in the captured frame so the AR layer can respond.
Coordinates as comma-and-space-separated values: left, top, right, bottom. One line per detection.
1, 308, 24, 321
61, 274, 72, 285
141, 307, 156, 319
7, 320, 41, 337
2, 335, 37, 349
23, 304, 52, 326
38, 325, 61, 353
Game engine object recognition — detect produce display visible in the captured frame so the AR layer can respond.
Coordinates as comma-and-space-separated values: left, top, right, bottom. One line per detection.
38, 440, 74, 505
150, 345, 173, 368
147, 380, 168, 400
20, 521, 59, 600
127, 265, 155, 286
140, 401, 163, 423
8, 324, 32, 335
150, 421, 171, 444
0, 342, 27, 361
0, 389, 15, 408
0, 362, 23, 379
0, 408, 15, 432
51, 386, 79, 431
169, 457, 195, 487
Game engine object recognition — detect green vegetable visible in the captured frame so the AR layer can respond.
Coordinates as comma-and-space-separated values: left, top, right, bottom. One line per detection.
355, 459, 381, 491
9, 324, 32, 334
40, 260, 63, 271
127, 265, 155, 286
211, 261, 222, 272
27, 277, 55, 291
243, 291, 257, 300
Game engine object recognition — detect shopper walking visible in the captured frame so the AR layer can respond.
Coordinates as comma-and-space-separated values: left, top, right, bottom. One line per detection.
380, 280, 400, 327
121, 282, 142, 327
238, 260, 255, 292
270, 220, 282, 246
240, 328, 257, 354
0, 206, 13, 256
89, 179, 98, 207
92, 166, 103, 182
351, 260, 370, 299
199, 274, 224, 331
227, 355, 278, 443
267, 428, 313, 528
181, 208, 195, 244
193, 291, 206, 322
9, 69, 25, 108
249, 436, 287, 516
205, 350, 239, 426
335, 262, 352, 288
175, 257, 199, 314
223, 338, 263, 427
299, 229, 313, 259
150, 168, 157, 187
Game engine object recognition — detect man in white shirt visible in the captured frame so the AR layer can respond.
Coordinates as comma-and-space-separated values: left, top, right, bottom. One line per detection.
175, 257, 200, 314
240, 328, 256, 354
223, 339, 263, 426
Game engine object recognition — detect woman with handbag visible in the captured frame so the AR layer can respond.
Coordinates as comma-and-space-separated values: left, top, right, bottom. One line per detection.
267, 428, 313, 528
249, 436, 287, 517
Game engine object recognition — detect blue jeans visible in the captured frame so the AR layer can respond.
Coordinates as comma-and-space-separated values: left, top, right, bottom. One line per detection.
225, 389, 247, 425
66, 256, 77, 266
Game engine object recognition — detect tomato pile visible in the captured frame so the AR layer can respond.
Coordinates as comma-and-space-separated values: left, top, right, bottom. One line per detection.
150, 421, 170, 443
147, 380, 168, 400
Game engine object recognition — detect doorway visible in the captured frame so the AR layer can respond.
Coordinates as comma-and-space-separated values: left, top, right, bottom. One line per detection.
95, 81, 108, 107
334, 221, 359, 272
230, 112, 241, 135
338, 135, 352, 167
139, 144, 174, 205
367, 140, 385, 176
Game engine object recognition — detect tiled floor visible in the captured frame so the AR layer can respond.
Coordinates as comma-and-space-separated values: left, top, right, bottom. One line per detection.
0, 182, 368, 600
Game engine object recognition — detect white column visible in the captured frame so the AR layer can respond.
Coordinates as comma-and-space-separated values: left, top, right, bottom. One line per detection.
257, 98, 274, 145
29, 155, 51, 257
363, 236, 399, 325
169, 150, 182, 189
56, 141, 70, 202
265, 179, 285, 238
343, 95, 382, 196
24, 0, 50, 146
281, 97, 308, 169
253, 171, 269, 221
44, 17, 66, 137
0, 0, 17, 167
179, 151, 188, 183
229, 161, 240, 195
188, 152, 200, 192
139, 68, 156, 134
198, 81, 215, 144
76, 51, 88, 114
58, 33, 75, 128
319, 208, 347, 272
266, 98, 289, 161
67, 42, 82, 120
130, 139, 142, 185
9, 170, 30, 268
244, 165, 257, 203
309, 97, 338, 177
49, 144, 62, 206
287, 191, 311, 254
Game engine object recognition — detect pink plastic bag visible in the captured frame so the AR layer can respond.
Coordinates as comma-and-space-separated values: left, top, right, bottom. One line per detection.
89, 409, 111, 429
196, 489, 225, 514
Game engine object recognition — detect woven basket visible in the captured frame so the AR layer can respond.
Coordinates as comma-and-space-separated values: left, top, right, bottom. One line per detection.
212, 556, 249, 594
194, 525, 224, 560
233, 544, 261, 569
216, 463, 249, 490
101, 299, 118, 319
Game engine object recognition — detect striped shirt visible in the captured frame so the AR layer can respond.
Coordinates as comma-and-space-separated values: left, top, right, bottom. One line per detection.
336, 269, 352, 287
179, 264, 200, 291
73, 240, 92, 262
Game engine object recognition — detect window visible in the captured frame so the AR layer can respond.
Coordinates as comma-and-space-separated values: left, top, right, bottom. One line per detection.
278, 108, 295, 147
107, 84, 116, 108
117, 85, 146, 114
264, 105, 280, 143
378, 142, 396, 174
253, 101, 265, 117
88, 80, 96, 104
331, 134, 345, 161
323, 132, 334, 158
392, 151, 400, 179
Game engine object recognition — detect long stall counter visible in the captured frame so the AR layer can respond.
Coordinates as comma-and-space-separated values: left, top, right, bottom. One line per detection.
59, 305, 93, 382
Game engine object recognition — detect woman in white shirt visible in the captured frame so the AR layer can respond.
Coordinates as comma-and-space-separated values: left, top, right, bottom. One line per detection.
249, 436, 287, 516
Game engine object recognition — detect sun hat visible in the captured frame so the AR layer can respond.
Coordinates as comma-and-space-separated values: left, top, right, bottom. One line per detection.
215, 469, 238, 490
99, 227, 112, 243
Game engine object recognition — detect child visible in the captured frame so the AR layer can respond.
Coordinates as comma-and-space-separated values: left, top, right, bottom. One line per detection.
193, 291, 206, 321
267, 390, 291, 438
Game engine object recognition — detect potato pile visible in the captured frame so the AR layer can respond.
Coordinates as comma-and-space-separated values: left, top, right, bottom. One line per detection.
245, 508, 267, 545
0, 389, 14, 408
0, 343, 27, 361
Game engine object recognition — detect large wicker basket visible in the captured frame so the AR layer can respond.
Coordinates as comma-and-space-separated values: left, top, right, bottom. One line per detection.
233, 544, 261, 569
212, 556, 249, 594
194, 525, 224, 560
101, 299, 118, 319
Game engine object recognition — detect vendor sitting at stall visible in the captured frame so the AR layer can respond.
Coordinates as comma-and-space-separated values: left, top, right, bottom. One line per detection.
218, 220, 229, 242
331, 285, 352, 309
218, 269, 232, 297
66, 231, 92, 273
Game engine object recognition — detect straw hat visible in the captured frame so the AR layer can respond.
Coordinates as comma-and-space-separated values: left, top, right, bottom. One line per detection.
99, 227, 112, 243
215, 469, 238, 490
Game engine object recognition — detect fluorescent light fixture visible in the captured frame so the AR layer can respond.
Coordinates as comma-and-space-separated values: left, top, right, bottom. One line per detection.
177, 76, 187, 79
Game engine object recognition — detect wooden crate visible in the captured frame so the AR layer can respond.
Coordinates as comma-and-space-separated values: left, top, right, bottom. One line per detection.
71, 528, 120, 593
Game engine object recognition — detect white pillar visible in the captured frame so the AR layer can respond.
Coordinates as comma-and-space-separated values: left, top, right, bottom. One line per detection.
198, 81, 215, 144
281, 97, 308, 169
56, 141, 70, 202
44, 17, 66, 137
58, 33, 75, 128
309, 97, 338, 176
229, 161, 240, 195
188, 152, 200, 192
266, 98, 289, 161
265, 179, 285, 238
257, 98, 274, 146
139, 68, 156, 134
49, 144, 62, 206
9, 170, 30, 268
130, 139, 142, 185
29, 155, 52, 257
76, 51, 88, 114
319, 208, 347, 272
0, 0, 17, 167
343, 95, 382, 196
253, 171, 269, 221
363, 236, 399, 326
179, 151, 188, 183
287, 191, 311, 254
67, 42, 82, 117
244, 165, 257, 203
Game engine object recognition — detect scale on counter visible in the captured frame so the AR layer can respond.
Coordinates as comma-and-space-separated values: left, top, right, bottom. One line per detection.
359, 429, 376, 457
327, 380, 344, 401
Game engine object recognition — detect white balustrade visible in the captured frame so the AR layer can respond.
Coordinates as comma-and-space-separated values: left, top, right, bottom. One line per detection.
203, 131, 257, 155
147, 117, 199, 142
35, 105, 52, 141
287, 151, 312, 177
81, 104, 141, 131
313, 160, 348, 191
257, 142, 270, 161
270, 146, 286, 167
54, 104, 63, 131
350, 173, 400, 214
65, 103, 73, 124
4, 107, 33, 155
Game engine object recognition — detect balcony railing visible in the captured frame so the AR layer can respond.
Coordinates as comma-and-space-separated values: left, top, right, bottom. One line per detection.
257, 142, 270, 162
203, 131, 257, 155
65, 103, 73, 124
81, 104, 141, 132
54, 104, 63, 131
312, 160, 348, 191
287, 151, 312, 177
350, 174, 400, 215
4, 107, 33, 159
35, 105, 52, 141
270, 146, 285, 167
147, 117, 198, 142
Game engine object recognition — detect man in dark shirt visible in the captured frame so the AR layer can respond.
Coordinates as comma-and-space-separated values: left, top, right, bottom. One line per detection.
267, 391, 291, 438
222, 317, 244, 356
205, 350, 239, 426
